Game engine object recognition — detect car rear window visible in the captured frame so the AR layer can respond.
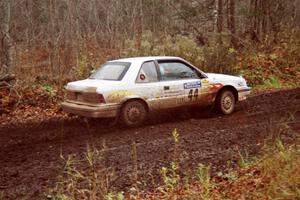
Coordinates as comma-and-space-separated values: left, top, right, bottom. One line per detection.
89, 62, 130, 81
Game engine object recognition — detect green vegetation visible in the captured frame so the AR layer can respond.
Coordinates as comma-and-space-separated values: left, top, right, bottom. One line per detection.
1, 0, 299, 113
49, 129, 300, 200
257, 76, 282, 89
256, 140, 300, 199
121, 29, 300, 89
2, 29, 299, 114
50, 145, 113, 200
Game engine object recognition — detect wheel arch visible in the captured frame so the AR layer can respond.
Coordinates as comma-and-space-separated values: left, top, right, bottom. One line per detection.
120, 97, 149, 112
216, 85, 239, 102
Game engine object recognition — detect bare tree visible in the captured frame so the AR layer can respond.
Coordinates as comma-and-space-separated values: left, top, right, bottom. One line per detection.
217, 0, 223, 44
0, 0, 297, 82
228, 0, 237, 47
1, 0, 13, 78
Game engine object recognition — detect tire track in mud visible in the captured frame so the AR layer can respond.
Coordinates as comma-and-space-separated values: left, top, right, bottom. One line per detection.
0, 88, 300, 199
98, 119, 299, 189
65, 118, 299, 157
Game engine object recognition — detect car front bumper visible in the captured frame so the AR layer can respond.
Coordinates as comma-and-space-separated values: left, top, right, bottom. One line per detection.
238, 87, 251, 101
61, 101, 120, 118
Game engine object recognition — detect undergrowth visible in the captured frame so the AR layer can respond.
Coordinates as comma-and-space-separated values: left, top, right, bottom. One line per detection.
49, 126, 300, 200
10, 29, 300, 90
2, 29, 299, 114
49, 144, 115, 200
122, 29, 300, 88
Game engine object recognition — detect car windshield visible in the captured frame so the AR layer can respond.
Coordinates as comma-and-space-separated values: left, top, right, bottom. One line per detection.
89, 62, 130, 81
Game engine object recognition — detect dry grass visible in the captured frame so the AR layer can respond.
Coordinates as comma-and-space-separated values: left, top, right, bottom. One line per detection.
49, 126, 300, 200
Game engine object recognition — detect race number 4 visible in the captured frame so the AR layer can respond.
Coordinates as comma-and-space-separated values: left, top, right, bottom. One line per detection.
188, 89, 198, 100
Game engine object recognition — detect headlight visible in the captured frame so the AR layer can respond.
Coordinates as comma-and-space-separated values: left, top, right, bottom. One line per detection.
238, 78, 247, 87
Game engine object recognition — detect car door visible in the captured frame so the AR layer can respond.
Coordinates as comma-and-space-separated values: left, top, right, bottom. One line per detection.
156, 60, 206, 109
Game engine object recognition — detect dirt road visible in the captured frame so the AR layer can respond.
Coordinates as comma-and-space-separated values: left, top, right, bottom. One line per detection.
1, 88, 300, 199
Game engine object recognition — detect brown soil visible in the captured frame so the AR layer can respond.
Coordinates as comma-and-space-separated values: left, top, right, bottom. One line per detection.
0, 88, 300, 199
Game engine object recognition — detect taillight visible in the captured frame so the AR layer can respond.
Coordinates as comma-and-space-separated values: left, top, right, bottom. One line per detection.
95, 93, 106, 104
66, 91, 76, 100
66, 91, 105, 104
81, 92, 106, 104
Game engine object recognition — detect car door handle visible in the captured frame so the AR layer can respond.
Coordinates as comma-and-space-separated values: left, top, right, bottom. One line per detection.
164, 86, 170, 90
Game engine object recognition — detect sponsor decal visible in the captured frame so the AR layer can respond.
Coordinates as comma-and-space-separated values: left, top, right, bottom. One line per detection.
164, 90, 184, 97
184, 81, 201, 89
209, 83, 223, 91
202, 79, 209, 84
107, 90, 135, 102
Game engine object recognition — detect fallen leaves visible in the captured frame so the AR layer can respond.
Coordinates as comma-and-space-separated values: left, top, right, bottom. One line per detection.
0, 86, 68, 128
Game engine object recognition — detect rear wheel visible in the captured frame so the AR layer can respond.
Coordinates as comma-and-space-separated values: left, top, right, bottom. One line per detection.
216, 90, 235, 114
120, 100, 147, 127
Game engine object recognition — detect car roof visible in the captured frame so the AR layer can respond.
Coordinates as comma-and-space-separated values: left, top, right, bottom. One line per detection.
109, 56, 182, 63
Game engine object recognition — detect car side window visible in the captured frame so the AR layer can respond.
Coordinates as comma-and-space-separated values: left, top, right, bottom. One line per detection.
136, 61, 158, 83
158, 61, 200, 81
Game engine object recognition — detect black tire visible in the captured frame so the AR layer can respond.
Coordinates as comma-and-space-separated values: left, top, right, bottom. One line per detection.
119, 100, 147, 127
216, 90, 235, 115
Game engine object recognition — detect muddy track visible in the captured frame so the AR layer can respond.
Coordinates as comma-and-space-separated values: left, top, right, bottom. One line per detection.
1, 88, 300, 199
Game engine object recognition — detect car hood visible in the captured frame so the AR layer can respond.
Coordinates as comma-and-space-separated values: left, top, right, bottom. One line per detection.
205, 73, 246, 86
66, 79, 122, 93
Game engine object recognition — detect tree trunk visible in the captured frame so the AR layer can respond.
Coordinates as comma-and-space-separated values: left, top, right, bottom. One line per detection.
49, 0, 56, 79
134, 0, 143, 49
1, 0, 13, 77
228, 0, 237, 47
248, 0, 260, 42
261, 0, 270, 40
217, 0, 223, 44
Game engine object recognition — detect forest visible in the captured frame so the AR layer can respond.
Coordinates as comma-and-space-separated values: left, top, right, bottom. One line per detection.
1, 0, 299, 86
0, 0, 299, 200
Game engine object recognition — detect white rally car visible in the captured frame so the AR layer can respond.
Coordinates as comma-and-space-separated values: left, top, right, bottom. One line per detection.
62, 56, 251, 127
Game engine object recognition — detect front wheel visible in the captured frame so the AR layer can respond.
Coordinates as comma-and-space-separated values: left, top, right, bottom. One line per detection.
119, 100, 148, 127
216, 90, 235, 115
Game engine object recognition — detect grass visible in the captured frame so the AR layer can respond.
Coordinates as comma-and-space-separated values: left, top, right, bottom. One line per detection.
256, 140, 300, 199
48, 126, 300, 200
220, 139, 300, 200
49, 144, 113, 200
257, 76, 283, 89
